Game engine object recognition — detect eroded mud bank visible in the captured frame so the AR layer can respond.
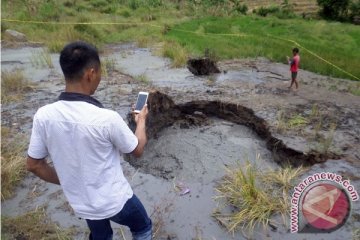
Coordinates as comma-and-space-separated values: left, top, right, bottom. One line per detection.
127, 91, 340, 176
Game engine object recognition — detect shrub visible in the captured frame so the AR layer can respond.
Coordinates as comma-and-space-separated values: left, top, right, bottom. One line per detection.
91, 0, 108, 8
275, 9, 296, 19
38, 1, 62, 21
234, 3, 248, 15
129, 0, 140, 10
253, 3, 295, 19
146, 0, 163, 8
256, 6, 280, 17
74, 16, 101, 41
101, 5, 117, 14
75, 3, 88, 12
63, 0, 75, 7
317, 0, 351, 21
349, 0, 360, 22
119, 9, 131, 18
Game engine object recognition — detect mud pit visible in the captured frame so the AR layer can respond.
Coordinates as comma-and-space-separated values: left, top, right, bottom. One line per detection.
1, 44, 360, 239
125, 91, 343, 187
126, 91, 276, 180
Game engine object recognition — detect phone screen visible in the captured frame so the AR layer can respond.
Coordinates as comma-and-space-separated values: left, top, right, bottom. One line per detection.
135, 94, 148, 111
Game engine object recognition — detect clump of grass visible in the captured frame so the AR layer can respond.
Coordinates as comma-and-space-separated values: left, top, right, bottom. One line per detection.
350, 88, 360, 96
214, 162, 305, 233
275, 111, 309, 133
162, 24, 171, 35
287, 114, 309, 128
275, 110, 288, 133
134, 74, 149, 84
47, 40, 65, 53
310, 104, 320, 119
313, 123, 337, 154
118, 9, 131, 18
1, 206, 76, 239
150, 198, 174, 239
262, 166, 306, 194
141, 14, 156, 22
349, 83, 360, 96
353, 228, 360, 240
136, 36, 152, 48
161, 41, 188, 67
261, 165, 307, 222
309, 103, 323, 139
329, 84, 337, 91
105, 58, 116, 71
1, 127, 28, 200
101, 58, 117, 78
1, 69, 32, 103
30, 48, 54, 69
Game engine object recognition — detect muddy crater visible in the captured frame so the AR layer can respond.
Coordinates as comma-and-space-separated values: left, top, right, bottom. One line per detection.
126, 91, 340, 179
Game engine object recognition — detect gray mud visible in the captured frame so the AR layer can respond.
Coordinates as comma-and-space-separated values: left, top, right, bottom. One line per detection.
1, 44, 360, 239
130, 118, 275, 180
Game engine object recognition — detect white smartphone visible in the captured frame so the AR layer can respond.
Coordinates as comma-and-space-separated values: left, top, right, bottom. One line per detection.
134, 91, 149, 113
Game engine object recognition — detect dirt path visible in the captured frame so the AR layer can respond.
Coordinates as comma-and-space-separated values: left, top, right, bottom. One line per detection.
1, 44, 359, 239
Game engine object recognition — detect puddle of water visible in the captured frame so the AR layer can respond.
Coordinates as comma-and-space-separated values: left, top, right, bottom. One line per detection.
215, 70, 264, 84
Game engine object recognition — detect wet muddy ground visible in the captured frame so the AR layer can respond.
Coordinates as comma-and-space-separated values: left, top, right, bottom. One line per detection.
1, 43, 360, 239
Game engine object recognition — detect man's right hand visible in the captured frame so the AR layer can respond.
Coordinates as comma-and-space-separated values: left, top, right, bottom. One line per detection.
131, 104, 148, 158
134, 104, 148, 124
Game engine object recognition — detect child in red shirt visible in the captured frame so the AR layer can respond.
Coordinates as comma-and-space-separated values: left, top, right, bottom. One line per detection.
287, 48, 300, 90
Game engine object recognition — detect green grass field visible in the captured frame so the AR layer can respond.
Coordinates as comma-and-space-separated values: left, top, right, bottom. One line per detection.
166, 16, 360, 80
1, 0, 360, 80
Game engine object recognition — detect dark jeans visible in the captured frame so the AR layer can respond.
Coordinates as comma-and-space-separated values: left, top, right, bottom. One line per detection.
86, 194, 152, 240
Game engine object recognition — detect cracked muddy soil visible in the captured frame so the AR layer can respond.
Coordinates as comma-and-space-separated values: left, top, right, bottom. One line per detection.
1, 44, 360, 239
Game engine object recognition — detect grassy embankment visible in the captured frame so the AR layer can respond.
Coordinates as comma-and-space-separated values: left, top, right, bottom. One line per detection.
2, 0, 360, 80
166, 16, 360, 80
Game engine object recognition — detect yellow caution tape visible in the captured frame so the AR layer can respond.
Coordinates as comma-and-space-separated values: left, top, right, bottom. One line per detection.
1, 18, 161, 28
2, 18, 358, 80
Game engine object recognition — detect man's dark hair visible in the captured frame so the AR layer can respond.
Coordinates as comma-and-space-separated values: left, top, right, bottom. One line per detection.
293, 48, 299, 54
60, 41, 100, 81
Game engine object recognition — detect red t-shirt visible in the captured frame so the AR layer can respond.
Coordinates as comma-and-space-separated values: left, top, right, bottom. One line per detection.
290, 55, 300, 72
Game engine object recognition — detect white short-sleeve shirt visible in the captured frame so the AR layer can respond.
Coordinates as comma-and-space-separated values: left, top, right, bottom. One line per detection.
28, 100, 138, 220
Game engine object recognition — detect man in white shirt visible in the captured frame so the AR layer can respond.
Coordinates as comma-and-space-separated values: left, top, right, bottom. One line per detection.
27, 41, 152, 240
